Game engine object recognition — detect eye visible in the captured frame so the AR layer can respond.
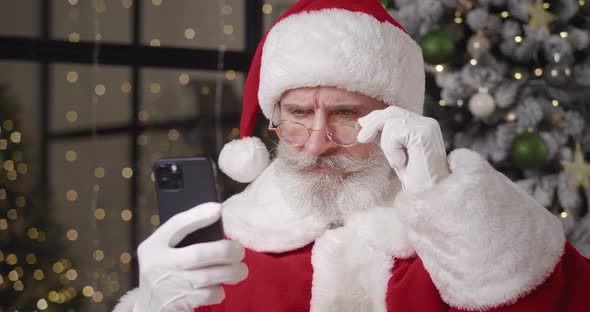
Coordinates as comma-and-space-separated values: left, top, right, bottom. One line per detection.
290, 109, 313, 117
334, 109, 358, 118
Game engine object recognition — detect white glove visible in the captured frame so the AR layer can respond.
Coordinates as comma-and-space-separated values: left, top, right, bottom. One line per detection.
134, 202, 248, 312
357, 106, 450, 193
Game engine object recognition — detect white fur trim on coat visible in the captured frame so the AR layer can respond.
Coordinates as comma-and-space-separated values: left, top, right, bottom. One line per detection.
112, 288, 139, 312
259, 9, 425, 118
394, 148, 566, 310
310, 226, 394, 312
346, 203, 415, 259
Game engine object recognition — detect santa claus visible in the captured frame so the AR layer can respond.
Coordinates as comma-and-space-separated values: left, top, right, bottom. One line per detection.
114, 0, 590, 311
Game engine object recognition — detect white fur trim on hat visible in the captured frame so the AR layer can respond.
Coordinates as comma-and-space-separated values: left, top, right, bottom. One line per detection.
259, 9, 425, 118
218, 137, 271, 183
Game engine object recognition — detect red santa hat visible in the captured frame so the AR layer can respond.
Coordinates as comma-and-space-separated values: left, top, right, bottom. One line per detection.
218, 0, 425, 183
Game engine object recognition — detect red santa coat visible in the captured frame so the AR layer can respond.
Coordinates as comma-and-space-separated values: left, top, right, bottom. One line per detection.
114, 149, 590, 311
195, 242, 590, 312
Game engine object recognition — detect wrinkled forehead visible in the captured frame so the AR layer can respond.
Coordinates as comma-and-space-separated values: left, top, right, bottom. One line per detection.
279, 87, 383, 108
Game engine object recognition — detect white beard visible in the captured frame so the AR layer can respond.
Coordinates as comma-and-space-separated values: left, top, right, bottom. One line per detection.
275, 142, 394, 226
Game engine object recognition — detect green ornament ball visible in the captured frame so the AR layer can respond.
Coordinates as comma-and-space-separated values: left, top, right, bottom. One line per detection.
419, 30, 456, 65
379, 0, 394, 9
510, 132, 549, 170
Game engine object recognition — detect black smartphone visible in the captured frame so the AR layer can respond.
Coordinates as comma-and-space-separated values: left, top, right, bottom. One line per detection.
153, 157, 224, 247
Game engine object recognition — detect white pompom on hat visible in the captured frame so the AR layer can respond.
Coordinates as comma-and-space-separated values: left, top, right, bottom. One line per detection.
218, 0, 425, 183
218, 137, 270, 183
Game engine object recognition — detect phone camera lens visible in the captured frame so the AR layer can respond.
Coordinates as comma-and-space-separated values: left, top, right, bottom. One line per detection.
156, 163, 183, 190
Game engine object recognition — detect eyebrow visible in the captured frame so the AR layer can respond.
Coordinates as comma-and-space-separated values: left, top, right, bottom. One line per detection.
279, 102, 312, 111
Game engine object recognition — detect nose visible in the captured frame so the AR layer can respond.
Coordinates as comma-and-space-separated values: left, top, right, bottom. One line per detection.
303, 119, 336, 157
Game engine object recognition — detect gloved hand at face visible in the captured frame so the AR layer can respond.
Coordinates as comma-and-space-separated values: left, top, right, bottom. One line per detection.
134, 203, 248, 312
357, 106, 450, 193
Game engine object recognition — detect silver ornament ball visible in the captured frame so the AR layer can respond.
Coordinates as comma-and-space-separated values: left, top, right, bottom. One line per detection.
468, 91, 496, 118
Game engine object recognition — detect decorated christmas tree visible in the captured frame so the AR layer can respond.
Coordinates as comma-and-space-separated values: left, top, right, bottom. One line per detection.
384, 0, 590, 256
0, 85, 81, 311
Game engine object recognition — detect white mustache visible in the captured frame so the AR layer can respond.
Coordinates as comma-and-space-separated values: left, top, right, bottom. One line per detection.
276, 142, 381, 173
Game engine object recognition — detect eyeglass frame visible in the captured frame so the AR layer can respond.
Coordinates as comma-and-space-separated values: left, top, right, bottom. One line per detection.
267, 103, 362, 147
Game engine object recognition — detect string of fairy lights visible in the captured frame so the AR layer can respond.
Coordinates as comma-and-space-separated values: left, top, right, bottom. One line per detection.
1, 0, 280, 311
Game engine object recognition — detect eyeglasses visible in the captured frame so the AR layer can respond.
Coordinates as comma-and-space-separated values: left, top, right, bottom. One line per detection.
268, 104, 361, 147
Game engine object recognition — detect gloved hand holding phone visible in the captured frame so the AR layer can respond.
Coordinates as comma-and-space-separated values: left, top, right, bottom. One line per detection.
133, 203, 248, 312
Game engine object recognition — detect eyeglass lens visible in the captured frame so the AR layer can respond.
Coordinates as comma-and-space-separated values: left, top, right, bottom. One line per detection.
277, 122, 358, 146
279, 123, 309, 145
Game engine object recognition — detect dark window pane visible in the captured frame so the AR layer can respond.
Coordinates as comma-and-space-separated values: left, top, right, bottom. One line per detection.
141, 0, 244, 50
262, 1, 296, 32
0, 1, 40, 37
52, 0, 132, 44
0, 61, 40, 188
49, 136, 132, 311
50, 64, 131, 132
140, 68, 243, 124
